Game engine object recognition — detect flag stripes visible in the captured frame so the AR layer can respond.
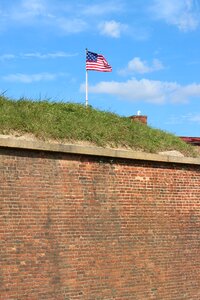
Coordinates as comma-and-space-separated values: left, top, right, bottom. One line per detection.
86, 51, 112, 72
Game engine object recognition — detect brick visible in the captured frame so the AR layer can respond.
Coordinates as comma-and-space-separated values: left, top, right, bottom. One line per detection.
0, 148, 200, 299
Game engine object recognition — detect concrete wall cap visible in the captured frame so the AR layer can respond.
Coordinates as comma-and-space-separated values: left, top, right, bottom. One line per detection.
0, 135, 199, 165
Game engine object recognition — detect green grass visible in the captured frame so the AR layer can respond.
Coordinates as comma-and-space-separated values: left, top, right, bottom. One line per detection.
0, 95, 198, 157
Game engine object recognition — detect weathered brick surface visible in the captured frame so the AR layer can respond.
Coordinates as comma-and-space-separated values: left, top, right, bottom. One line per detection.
0, 148, 200, 299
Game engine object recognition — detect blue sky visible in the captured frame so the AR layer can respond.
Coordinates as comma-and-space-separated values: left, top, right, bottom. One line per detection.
0, 0, 200, 137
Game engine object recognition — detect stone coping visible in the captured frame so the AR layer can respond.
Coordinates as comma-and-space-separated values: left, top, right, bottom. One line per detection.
0, 135, 200, 166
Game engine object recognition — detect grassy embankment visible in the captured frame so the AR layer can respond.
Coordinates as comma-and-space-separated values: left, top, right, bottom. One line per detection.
0, 95, 197, 157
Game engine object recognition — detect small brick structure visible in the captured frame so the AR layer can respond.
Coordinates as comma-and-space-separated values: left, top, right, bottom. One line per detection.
180, 136, 200, 153
0, 137, 200, 299
129, 114, 148, 124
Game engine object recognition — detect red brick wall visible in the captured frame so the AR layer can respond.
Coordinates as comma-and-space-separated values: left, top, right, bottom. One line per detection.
1, 148, 200, 300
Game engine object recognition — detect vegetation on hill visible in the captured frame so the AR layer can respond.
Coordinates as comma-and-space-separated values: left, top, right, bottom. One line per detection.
0, 95, 198, 157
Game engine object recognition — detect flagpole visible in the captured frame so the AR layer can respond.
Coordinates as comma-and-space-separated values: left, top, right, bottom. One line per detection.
85, 48, 88, 107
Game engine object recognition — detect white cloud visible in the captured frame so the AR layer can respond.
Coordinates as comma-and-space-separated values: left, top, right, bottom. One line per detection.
119, 57, 164, 75
0, 51, 78, 61
2, 72, 65, 83
1, 0, 87, 34
81, 1, 124, 16
0, 51, 78, 65
0, 54, 16, 61
99, 20, 127, 38
166, 113, 200, 125
21, 0, 46, 16
81, 78, 200, 104
188, 114, 200, 123
0, 0, 127, 36
57, 18, 88, 34
23, 51, 78, 59
11, 0, 52, 21
151, 0, 199, 31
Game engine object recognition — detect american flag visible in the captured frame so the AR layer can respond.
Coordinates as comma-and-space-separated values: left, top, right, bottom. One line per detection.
86, 50, 112, 72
